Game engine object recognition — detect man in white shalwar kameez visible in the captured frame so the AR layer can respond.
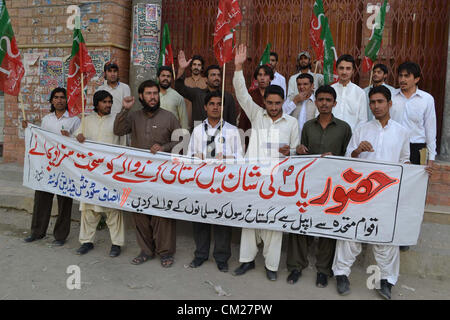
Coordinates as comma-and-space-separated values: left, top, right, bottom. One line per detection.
232, 45, 300, 281
332, 85, 432, 299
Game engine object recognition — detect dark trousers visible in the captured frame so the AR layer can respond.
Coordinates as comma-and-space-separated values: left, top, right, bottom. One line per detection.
192, 222, 232, 263
30, 190, 73, 241
133, 213, 176, 257
286, 234, 336, 276
410, 143, 427, 165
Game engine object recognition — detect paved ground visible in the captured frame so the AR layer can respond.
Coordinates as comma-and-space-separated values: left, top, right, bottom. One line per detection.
0, 207, 448, 300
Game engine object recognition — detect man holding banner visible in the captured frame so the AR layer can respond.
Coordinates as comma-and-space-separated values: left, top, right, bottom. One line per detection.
114, 80, 181, 268
22, 88, 80, 246
289, 85, 352, 288
186, 91, 243, 272
332, 85, 431, 299
232, 44, 300, 281
74, 90, 126, 257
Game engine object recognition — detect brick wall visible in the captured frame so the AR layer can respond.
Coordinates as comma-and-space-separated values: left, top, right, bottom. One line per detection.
426, 162, 450, 208
3, 0, 131, 163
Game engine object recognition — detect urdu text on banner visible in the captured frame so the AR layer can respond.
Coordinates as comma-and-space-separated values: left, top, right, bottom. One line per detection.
23, 126, 428, 245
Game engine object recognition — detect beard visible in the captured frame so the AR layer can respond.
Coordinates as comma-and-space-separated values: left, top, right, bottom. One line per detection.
140, 98, 160, 113
299, 63, 312, 71
159, 81, 171, 89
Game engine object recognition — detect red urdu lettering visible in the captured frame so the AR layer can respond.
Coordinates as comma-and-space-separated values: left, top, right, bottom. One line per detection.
221, 167, 242, 193
29, 135, 45, 156
309, 177, 332, 206
259, 158, 288, 199
342, 168, 363, 183
195, 164, 226, 190
278, 159, 317, 197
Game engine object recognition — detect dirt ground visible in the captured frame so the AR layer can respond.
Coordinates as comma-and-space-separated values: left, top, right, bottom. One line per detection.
0, 207, 448, 301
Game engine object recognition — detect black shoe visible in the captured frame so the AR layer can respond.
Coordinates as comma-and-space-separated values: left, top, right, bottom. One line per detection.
76, 242, 94, 255
233, 261, 255, 276
316, 272, 328, 288
52, 239, 65, 246
24, 235, 44, 243
287, 269, 302, 284
400, 246, 410, 252
216, 261, 228, 273
336, 275, 351, 295
265, 267, 277, 281
109, 245, 121, 257
189, 257, 206, 268
376, 279, 393, 300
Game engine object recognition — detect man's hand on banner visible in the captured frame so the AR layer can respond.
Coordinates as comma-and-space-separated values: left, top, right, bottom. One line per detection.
76, 133, 86, 143
215, 153, 235, 160
122, 96, 135, 110
22, 120, 28, 129
61, 130, 70, 137
296, 144, 309, 155
194, 153, 204, 160
279, 145, 290, 157
321, 152, 333, 157
352, 141, 374, 158
150, 144, 162, 154
234, 44, 247, 71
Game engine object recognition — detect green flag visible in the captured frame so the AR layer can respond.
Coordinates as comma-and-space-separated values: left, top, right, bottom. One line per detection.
158, 23, 174, 69
259, 43, 271, 65
363, 0, 388, 72
310, 0, 338, 85
249, 44, 271, 91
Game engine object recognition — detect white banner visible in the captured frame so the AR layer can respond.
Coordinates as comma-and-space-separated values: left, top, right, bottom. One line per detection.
23, 126, 429, 245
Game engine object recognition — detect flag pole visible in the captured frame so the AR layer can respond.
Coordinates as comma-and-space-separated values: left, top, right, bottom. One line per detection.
369, 64, 374, 87
81, 71, 85, 134
220, 62, 226, 144
171, 63, 176, 82
80, 48, 85, 135
314, 60, 320, 74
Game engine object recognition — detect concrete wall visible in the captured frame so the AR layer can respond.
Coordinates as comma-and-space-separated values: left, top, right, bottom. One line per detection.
129, 0, 162, 111
439, 23, 450, 162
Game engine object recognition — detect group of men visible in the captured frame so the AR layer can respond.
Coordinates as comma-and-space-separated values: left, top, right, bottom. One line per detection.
21, 43, 435, 300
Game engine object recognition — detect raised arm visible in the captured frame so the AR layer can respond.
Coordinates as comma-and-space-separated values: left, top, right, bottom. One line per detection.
113, 96, 134, 136
232, 44, 262, 122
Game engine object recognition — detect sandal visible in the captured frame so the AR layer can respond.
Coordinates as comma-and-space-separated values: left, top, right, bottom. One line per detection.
160, 255, 174, 268
131, 252, 153, 265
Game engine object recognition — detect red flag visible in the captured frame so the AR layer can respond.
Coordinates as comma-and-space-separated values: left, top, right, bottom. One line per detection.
309, 2, 324, 62
214, 0, 242, 65
0, 0, 25, 96
67, 25, 96, 117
